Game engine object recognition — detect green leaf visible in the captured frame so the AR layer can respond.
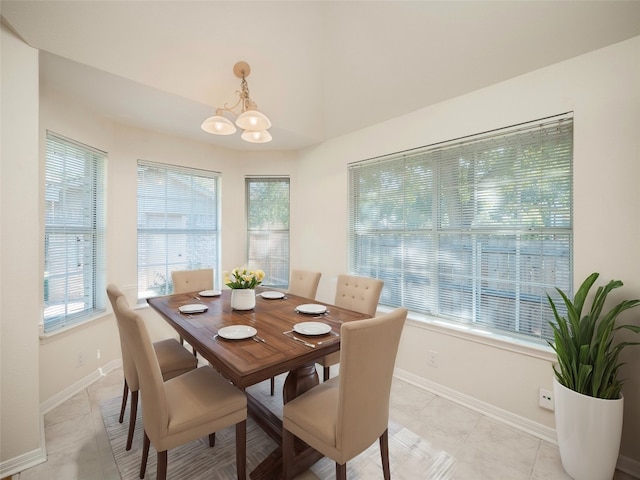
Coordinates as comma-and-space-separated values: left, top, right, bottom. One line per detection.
547, 272, 640, 399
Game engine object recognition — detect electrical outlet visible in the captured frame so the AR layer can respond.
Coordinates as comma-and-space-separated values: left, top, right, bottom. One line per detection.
427, 350, 439, 368
76, 351, 84, 368
539, 387, 554, 410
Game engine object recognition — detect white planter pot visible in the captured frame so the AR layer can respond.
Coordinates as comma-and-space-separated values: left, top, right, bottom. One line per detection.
230, 289, 256, 310
553, 377, 623, 480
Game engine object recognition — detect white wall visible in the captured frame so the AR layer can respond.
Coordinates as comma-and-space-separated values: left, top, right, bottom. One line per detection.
0, 22, 43, 470
294, 36, 640, 464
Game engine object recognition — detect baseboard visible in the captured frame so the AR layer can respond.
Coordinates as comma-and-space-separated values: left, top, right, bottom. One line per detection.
394, 368, 640, 479
0, 359, 122, 478
0, 446, 46, 479
394, 367, 558, 443
617, 455, 640, 479
40, 359, 121, 414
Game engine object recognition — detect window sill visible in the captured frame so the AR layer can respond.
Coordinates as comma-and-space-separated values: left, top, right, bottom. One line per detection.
133, 301, 150, 310
39, 310, 111, 344
377, 305, 556, 362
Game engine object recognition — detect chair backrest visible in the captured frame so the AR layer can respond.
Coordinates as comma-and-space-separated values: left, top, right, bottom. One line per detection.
107, 284, 140, 391
171, 268, 214, 294
288, 269, 322, 299
336, 307, 407, 460
334, 274, 384, 317
115, 295, 169, 441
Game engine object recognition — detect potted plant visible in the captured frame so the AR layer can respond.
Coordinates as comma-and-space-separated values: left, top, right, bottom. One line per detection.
547, 272, 640, 480
224, 266, 265, 310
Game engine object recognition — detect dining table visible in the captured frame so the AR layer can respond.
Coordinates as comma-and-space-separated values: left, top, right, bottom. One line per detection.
146, 287, 369, 479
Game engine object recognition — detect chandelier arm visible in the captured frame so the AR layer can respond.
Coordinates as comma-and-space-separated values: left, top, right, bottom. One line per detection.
239, 76, 258, 112
203, 61, 271, 142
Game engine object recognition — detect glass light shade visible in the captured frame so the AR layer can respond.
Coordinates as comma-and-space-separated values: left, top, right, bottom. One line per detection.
201, 115, 237, 135
235, 110, 272, 131
241, 129, 273, 143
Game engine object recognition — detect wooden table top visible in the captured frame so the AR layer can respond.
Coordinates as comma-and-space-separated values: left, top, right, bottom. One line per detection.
147, 288, 369, 389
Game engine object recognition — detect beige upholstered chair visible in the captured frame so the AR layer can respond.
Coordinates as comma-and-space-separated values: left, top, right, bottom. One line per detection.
115, 295, 247, 480
287, 269, 322, 299
171, 268, 214, 294
266, 269, 322, 395
171, 268, 214, 354
107, 284, 198, 451
318, 274, 384, 381
283, 307, 407, 480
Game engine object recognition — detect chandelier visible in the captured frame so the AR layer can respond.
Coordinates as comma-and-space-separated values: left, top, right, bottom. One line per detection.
201, 61, 272, 143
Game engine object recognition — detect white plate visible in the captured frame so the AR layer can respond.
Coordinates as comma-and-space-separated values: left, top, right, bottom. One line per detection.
295, 303, 327, 315
261, 291, 285, 299
198, 290, 221, 297
293, 322, 332, 336
217, 325, 257, 340
178, 304, 208, 314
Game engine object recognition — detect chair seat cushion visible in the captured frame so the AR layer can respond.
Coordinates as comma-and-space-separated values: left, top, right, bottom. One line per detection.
318, 350, 339, 368
283, 377, 339, 449
158, 366, 247, 450
153, 339, 198, 380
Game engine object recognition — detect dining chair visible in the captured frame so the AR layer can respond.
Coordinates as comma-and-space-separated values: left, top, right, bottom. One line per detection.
317, 274, 384, 381
106, 284, 198, 451
287, 269, 322, 299
171, 268, 214, 294
171, 268, 214, 354
282, 307, 407, 480
265, 269, 323, 396
115, 294, 247, 480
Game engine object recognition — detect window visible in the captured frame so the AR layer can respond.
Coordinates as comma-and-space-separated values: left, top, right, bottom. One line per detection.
246, 177, 290, 287
44, 132, 106, 333
348, 114, 573, 343
137, 161, 220, 298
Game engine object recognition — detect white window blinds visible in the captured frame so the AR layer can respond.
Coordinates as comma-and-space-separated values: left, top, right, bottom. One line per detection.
348, 114, 573, 342
246, 177, 290, 287
44, 132, 106, 332
137, 161, 220, 298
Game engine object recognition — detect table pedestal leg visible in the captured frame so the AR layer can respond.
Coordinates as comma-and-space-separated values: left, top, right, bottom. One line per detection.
249, 363, 323, 479
283, 364, 318, 403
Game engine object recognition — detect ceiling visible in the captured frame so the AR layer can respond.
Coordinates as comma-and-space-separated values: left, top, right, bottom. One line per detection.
2, 1, 640, 151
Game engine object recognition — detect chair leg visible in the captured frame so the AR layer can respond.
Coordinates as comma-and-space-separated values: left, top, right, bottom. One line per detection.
140, 432, 150, 479
282, 427, 295, 480
270, 376, 275, 396
236, 420, 246, 480
323, 366, 330, 381
380, 429, 390, 480
119, 380, 129, 423
126, 390, 138, 451
209, 433, 215, 447
156, 450, 168, 480
336, 462, 347, 480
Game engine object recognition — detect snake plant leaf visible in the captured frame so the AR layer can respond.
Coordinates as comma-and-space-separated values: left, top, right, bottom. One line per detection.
547, 273, 640, 399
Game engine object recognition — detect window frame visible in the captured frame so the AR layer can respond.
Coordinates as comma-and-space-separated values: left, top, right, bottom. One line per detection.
43, 131, 106, 333
137, 160, 221, 299
347, 114, 573, 344
245, 176, 291, 288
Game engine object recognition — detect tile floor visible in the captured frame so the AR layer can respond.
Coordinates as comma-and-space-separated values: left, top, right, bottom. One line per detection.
12, 366, 637, 480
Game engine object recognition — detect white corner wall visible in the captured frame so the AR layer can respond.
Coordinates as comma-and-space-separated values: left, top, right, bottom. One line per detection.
295, 36, 640, 465
1, 21, 44, 474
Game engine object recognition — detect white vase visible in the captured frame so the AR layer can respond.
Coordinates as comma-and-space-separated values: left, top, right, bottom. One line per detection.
553, 377, 624, 480
230, 289, 256, 310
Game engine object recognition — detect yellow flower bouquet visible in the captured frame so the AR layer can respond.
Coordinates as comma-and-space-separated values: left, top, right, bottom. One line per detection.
224, 267, 265, 289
